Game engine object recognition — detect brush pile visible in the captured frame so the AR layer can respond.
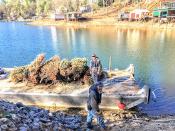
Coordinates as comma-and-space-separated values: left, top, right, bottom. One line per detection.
40, 56, 60, 84
10, 54, 91, 85
9, 66, 27, 83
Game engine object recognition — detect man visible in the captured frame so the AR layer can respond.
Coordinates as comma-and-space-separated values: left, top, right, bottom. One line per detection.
86, 82, 106, 130
90, 54, 102, 83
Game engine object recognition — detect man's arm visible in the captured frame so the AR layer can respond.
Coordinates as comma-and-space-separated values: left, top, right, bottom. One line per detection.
89, 60, 93, 74
97, 60, 102, 74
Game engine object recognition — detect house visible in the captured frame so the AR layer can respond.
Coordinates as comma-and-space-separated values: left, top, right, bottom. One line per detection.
153, 8, 175, 17
80, 5, 92, 13
153, 1, 175, 18
87, 0, 99, 4
129, 9, 149, 21
50, 13, 65, 20
117, 11, 130, 21
161, 0, 175, 8
87, 0, 115, 4
65, 12, 87, 21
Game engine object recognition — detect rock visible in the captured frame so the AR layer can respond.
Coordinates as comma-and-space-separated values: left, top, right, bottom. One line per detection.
1, 124, 8, 130
23, 119, 32, 124
53, 125, 59, 131
40, 122, 52, 129
8, 127, 18, 131
144, 118, 150, 121
16, 102, 24, 108
126, 112, 133, 118
0, 118, 9, 123
109, 123, 116, 127
19, 126, 28, 131
8, 121, 16, 128
29, 111, 35, 117
32, 122, 40, 131
112, 113, 117, 116
33, 118, 40, 123
115, 116, 121, 121
11, 114, 21, 122
131, 122, 140, 127
49, 112, 53, 117
40, 118, 51, 123
104, 119, 110, 124
0, 100, 84, 130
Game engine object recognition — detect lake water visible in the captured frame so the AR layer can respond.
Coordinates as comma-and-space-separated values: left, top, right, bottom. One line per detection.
0, 22, 175, 116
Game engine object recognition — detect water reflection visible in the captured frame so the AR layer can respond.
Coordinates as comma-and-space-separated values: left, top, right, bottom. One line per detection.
1, 22, 175, 115
48, 27, 175, 115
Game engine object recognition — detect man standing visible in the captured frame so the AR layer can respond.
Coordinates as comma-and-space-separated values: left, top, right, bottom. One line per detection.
86, 82, 106, 130
90, 54, 102, 83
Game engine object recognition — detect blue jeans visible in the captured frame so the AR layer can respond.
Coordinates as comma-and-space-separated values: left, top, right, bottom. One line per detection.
87, 110, 105, 128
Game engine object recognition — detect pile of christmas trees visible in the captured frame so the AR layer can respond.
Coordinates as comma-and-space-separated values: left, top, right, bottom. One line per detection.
10, 54, 92, 85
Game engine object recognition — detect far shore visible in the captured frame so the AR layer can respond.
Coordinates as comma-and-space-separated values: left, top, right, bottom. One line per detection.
28, 18, 175, 30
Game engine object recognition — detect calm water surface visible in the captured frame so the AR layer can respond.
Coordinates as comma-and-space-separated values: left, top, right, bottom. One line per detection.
0, 22, 175, 116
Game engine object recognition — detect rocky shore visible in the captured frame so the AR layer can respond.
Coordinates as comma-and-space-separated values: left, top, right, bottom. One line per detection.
0, 100, 82, 131
1, 100, 175, 131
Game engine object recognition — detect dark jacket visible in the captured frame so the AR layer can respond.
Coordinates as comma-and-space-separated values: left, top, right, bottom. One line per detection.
90, 58, 102, 72
87, 84, 102, 111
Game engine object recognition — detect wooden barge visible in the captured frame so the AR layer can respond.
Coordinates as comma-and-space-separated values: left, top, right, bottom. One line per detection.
0, 65, 150, 110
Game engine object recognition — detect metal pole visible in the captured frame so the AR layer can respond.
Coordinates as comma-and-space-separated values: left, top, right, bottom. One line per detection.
109, 56, 112, 72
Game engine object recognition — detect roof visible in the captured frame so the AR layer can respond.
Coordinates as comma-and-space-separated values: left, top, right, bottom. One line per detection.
66, 12, 82, 15
130, 9, 150, 13
154, 7, 175, 11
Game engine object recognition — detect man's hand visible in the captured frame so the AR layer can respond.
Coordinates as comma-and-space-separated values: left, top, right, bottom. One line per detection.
96, 107, 102, 115
97, 110, 102, 115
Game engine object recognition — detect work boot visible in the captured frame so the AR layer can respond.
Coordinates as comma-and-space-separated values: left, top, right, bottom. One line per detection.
87, 122, 93, 129
100, 125, 107, 131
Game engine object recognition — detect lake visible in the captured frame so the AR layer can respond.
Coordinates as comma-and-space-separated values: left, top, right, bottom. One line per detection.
0, 22, 175, 116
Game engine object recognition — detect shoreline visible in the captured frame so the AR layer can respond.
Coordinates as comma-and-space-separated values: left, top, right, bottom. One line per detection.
1, 100, 175, 131
28, 19, 175, 30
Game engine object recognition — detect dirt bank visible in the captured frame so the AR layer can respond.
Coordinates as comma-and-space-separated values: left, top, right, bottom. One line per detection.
28, 18, 175, 30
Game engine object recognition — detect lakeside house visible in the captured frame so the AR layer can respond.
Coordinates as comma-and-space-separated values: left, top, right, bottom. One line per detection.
80, 5, 92, 13
161, 0, 175, 8
153, 0, 175, 21
50, 13, 65, 21
118, 11, 130, 21
153, 8, 175, 18
65, 12, 84, 21
129, 9, 150, 21
87, 0, 115, 4
50, 12, 87, 21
